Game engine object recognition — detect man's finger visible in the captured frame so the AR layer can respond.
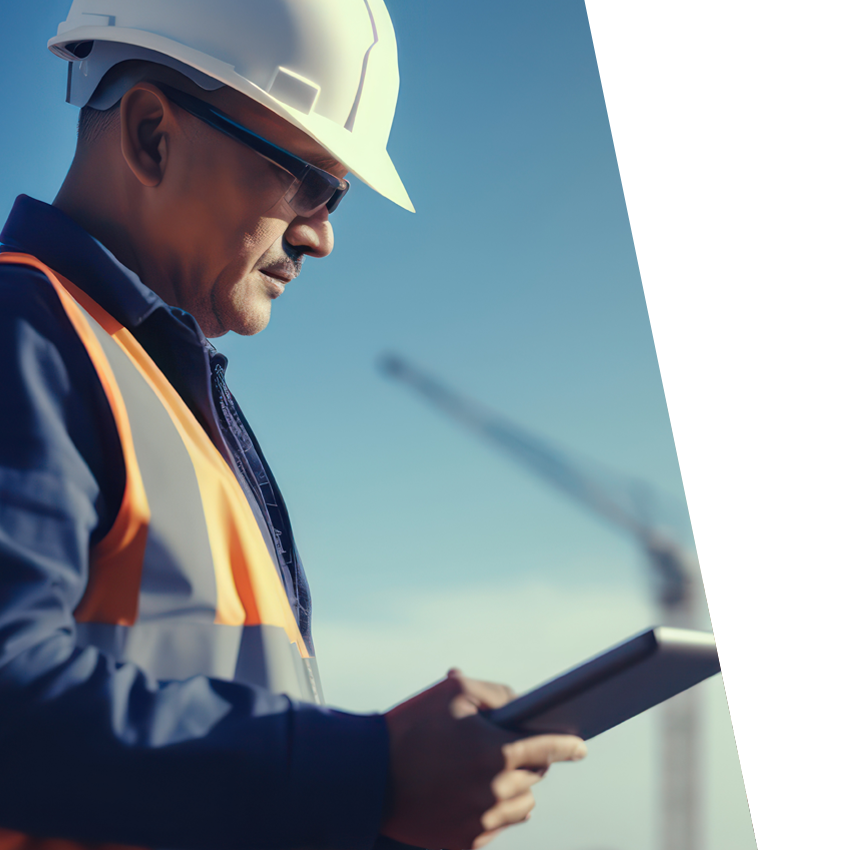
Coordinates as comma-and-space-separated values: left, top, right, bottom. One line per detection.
491, 767, 545, 800
470, 826, 509, 850
450, 673, 517, 710
480, 790, 536, 832
502, 734, 587, 770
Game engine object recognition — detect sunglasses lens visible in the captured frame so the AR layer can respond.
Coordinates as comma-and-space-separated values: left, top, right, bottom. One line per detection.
325, 187, 345, 214
287, 168, 350, 217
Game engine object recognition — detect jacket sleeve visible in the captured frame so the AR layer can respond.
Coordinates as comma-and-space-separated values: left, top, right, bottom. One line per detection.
0, 268, 389, 850
372, 839, 433, 850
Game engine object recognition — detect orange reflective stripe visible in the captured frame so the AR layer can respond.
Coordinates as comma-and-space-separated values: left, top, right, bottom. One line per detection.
0, 254, 149, 626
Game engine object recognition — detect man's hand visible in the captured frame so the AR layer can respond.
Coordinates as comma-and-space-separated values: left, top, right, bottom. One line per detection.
380, 669, 587, 850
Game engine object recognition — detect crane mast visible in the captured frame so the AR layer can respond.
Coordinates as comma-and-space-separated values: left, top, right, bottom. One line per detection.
380, 353, 703, 850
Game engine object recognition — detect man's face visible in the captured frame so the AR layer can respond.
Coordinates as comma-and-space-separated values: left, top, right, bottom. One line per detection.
147, 85, 345, 338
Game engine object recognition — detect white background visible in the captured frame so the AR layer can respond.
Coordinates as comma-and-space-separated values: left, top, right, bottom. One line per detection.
585, 2, 849, 847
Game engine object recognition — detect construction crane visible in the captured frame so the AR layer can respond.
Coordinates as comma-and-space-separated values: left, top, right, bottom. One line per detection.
379, 352, 705, 850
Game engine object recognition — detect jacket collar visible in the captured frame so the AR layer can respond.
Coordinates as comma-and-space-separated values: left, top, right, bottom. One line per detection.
0, 194, 167, 329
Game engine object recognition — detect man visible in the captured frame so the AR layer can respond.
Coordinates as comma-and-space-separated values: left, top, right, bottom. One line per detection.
0, 3, 586, 849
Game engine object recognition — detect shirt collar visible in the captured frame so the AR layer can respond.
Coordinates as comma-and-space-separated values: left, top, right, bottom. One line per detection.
0, 194, 165, 328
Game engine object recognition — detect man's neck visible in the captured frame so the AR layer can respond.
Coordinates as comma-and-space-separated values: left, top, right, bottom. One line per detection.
53, 155, 177, 307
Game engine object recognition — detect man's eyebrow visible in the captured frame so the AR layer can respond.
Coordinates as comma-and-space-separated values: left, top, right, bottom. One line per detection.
311, 155, 346, 174
293, 147, 345, 173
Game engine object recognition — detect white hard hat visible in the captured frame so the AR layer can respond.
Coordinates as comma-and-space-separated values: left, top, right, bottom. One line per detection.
49, 0, 413, 212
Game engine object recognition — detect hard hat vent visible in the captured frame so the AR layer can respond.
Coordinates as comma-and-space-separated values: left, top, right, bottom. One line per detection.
267, 67, 320, 116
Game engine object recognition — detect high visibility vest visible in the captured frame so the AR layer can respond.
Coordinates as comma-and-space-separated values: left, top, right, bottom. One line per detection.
0, 253, 323, 701
1, 251, 326, 850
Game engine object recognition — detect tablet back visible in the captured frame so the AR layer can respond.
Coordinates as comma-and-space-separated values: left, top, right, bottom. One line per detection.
490, 627, 720, 739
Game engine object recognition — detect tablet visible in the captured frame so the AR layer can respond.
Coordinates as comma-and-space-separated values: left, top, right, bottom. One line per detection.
487, 627, 720, 740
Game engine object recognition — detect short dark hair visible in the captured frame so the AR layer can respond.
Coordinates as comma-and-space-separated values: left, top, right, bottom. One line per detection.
77, 101, 121, 146
75, 59, 203, 148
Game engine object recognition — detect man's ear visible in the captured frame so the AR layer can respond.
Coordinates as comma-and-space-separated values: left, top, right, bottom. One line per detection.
119, 83, 173, 187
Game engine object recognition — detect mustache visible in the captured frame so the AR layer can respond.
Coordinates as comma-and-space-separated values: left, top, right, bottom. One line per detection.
282, 243, 305, 276
282, 241, 304, 265
261, 245, 304, 281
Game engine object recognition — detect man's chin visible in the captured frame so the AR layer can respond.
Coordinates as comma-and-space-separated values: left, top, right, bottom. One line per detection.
228, 309, 272, 337
204, 302, 273, 338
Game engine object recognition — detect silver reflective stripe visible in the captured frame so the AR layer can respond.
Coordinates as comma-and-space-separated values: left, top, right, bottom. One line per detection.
75, 622, 319, 699
303, 655, 325, 704
85, 316, 220, 623
234, 625, 321, 698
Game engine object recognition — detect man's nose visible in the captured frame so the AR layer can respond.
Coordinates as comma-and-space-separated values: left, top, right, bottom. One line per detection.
285, 207, 334, 258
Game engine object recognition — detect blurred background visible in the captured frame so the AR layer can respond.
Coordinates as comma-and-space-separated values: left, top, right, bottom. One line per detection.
0, 2, 755, 848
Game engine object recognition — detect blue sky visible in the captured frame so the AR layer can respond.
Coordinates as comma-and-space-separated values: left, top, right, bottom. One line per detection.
0, 3, 754, 848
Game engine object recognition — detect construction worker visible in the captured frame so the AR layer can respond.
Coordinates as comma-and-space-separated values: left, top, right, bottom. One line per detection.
0, 3, 587, 850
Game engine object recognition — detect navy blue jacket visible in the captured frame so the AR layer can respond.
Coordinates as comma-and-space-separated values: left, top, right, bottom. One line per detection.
0, 196, 396, 850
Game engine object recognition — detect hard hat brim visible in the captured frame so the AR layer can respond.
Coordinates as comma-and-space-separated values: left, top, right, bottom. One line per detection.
49, 26, 414, 213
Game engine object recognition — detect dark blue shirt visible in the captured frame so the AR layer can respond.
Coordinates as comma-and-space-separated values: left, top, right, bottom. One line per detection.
0, 196, 393, 850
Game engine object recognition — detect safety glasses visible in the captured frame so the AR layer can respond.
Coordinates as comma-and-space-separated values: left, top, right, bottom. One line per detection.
158, 84, 350, 216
